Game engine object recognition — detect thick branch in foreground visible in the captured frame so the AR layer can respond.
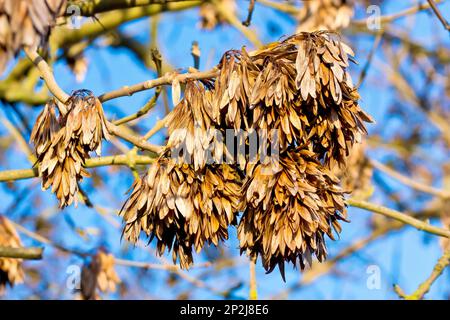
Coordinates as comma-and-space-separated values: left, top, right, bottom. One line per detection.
54, 1, 202, 47
347, 198, 450, 238
0, 246, 44, 260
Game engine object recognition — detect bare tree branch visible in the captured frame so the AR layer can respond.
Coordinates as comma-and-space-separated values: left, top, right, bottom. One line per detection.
427, 0, 450, 32
98, 67, 219, 102
347, 199, 450, 238
67, 0, 199, 16
0, 246, 44, 260
370, 159, 450, 199
0, 154, 155, 182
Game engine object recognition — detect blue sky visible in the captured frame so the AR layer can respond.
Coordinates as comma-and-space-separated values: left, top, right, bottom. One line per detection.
0, 1, 449, 299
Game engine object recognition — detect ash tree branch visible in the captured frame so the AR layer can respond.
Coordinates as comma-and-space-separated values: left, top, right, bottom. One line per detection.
370, 159, 450, 199
98, 67, 219, 102
242, 0, 256, 27
408, 247, 450, 299
0, 246, 44, 260
347, 199, 450, 238
0, 154, 155, 182
106, 122, 163, 153
54, 1, 202, 47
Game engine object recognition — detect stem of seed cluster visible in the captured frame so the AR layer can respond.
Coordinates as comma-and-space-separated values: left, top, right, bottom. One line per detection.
249, 257, 258, 300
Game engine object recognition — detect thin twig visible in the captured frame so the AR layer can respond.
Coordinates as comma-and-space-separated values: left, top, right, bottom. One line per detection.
106, 122, 163, 153
213, 0, 263, 48
427, 0, 450, 32
0, 154, 155, 182
242, 0, 256, 27
11, 221, 89, 257
191, 41, 201, 70
142, 114, 170, 141
352, 0, 444, 26
98, 68, 218, 102
357, 32, 383, 88
257, 0, 298, 15
114, 258, 211, 270
113, 91, 160, 125
11, 220, 215, 273
113, 48, 163, 126
347, 199, 450, 238
370, 159, 450, 199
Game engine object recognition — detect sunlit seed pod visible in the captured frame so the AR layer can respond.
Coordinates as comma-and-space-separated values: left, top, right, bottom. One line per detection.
30, 90, 110, 208
120, 157, 242, 269
238, 147, 347, 280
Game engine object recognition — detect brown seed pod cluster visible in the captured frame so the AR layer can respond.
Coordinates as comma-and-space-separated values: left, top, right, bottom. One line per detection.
217, 32, 370, 275
166, 80, 224, 170
30, 90, 110, 208
297, 0, 354, 32
120, 31, 372, 276
0, 0, 67, 73
213, 49, 258, 132
80, 251, 121, 300
238, 148, 347, 278
0, 216, 25, 294
248, 32, 373, 167
120, 158, 241, 269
